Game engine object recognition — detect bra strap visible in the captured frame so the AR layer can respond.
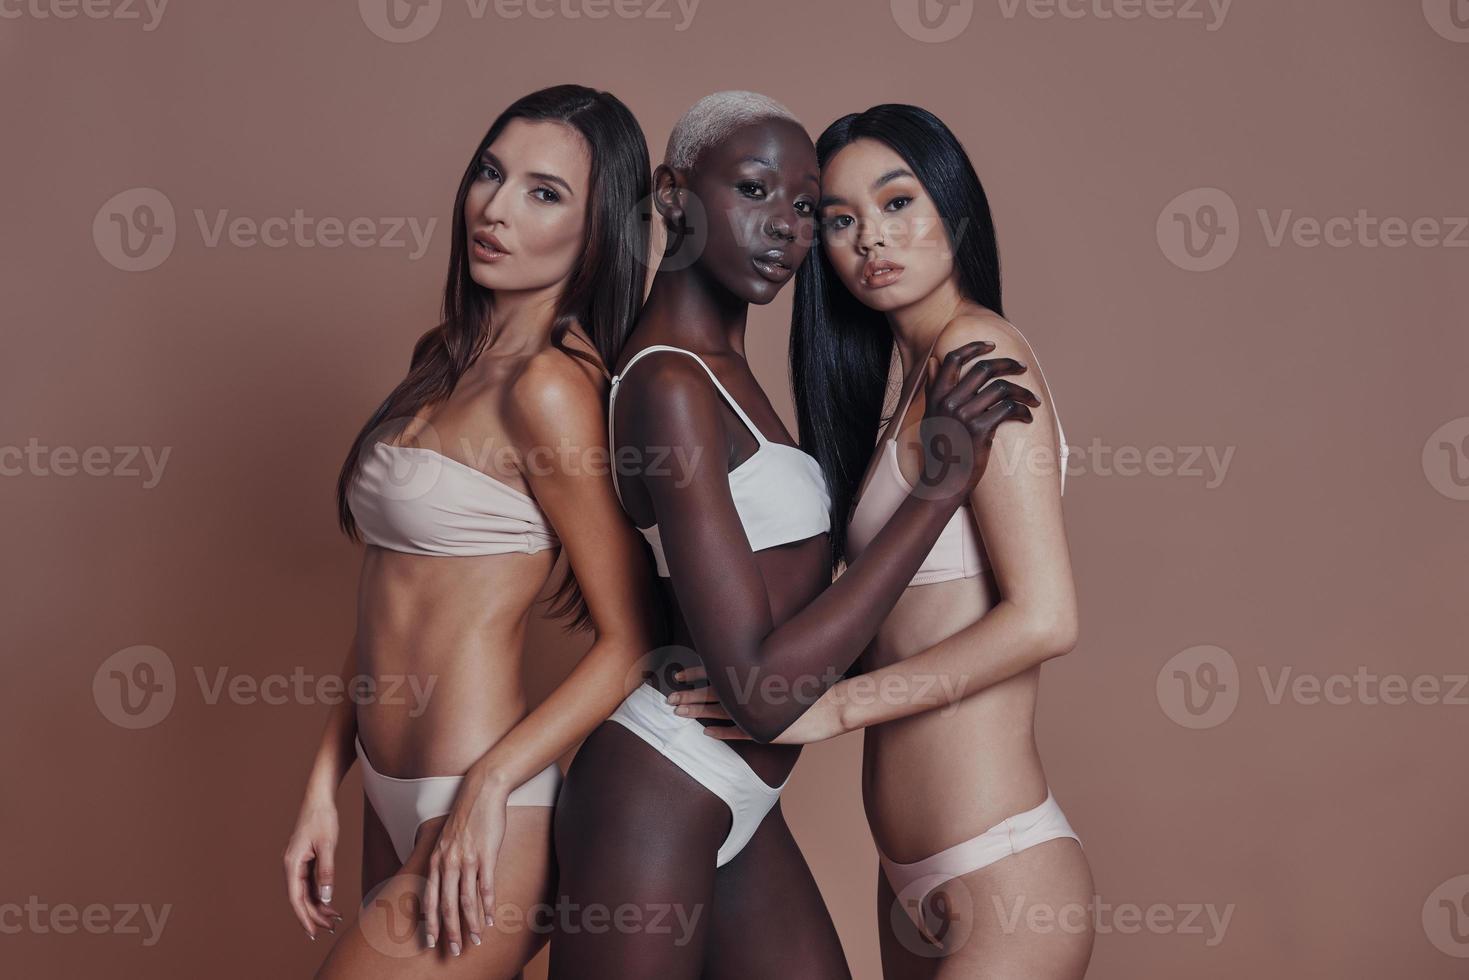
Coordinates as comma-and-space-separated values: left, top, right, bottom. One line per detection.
889, 334, 942, 442
610, 344, 768, 446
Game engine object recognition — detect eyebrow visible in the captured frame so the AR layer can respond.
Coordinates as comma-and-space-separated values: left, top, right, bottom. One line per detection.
818, 167, 916, 209
734, 155, 818, 183
482, 151, 576, 196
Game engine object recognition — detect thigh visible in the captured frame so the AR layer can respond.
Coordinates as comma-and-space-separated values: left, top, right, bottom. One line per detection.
876, 867, 942, 980
885, 838, 1093, 980
361, 792, 399, 899
315, 806, 555, 980
702, 803, 851, 980
548, 722, 729, 980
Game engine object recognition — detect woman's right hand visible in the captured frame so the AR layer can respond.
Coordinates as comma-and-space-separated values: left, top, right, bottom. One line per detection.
283, 797, 345, 940
916, 339, 1039, 503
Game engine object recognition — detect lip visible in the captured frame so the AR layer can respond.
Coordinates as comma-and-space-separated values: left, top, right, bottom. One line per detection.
860, 257, 904, 289
471, 230, 510, 262
751, 249, 793, 283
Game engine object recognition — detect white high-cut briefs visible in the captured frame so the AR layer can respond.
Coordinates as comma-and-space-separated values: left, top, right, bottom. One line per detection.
356, 736, 563, 865
608, 682, 789, 867
880, 789, 1082, 934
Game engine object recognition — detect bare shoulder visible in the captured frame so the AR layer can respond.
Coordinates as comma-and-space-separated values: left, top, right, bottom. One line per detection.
612, 347, 726, 443
504, 335, 609, 445
935, 311, 1059, 402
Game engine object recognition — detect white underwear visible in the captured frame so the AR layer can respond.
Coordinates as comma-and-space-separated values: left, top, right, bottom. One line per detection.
880, 788, 1082, 934
356, 736, 562, 865
608, 682, 788, 867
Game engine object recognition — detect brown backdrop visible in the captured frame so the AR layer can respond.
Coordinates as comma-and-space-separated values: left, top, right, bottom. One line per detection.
4, 0, 1467, 976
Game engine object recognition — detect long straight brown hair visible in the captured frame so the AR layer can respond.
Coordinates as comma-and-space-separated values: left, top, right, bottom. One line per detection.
335, 84, 652, 632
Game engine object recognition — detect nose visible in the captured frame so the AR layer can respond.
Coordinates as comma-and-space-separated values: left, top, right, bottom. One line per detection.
763, 209, 794, 243
479, 183, 510, 227
856, 216, 885, 255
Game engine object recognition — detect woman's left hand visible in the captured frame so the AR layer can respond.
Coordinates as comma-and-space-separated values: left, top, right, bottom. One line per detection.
667, 666, 845, 745
422, 775, 510, 956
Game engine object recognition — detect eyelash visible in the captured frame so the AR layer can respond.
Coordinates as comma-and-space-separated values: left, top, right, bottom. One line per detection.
476, 164, 559, 203
885, 196, 912, 211
740, 182, 815, 218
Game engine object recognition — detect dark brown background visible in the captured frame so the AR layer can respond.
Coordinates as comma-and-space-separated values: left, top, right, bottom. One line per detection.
3, 0, 1467, 976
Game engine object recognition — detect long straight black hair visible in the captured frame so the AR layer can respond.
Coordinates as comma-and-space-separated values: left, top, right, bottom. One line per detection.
791, 104, 1005, 576
336, 84, 652, 632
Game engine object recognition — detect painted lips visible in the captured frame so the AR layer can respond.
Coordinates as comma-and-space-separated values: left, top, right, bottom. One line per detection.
752, 249, 793, 282
861, 257, 904, 288
471, 230, 509, 261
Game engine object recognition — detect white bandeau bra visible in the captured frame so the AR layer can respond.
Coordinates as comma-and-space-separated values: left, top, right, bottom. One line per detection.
348, 440, 559, 557
607, 344, 831, 577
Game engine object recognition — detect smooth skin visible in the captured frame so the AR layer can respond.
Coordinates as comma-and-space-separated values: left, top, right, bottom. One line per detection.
284, 117, 659, 978
549, 117, 1040, 979
689, 137, 1096, 978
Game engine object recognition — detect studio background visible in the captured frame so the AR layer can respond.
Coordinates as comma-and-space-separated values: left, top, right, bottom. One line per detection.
3, 1, 1466, 976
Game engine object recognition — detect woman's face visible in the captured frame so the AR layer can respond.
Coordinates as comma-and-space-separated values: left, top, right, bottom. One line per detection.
463, 117, 592, 294
682, 117, 819, 305
817, 138, 956, 313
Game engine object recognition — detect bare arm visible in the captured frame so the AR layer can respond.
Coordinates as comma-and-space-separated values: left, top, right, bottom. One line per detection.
629, 340, 1036, 741
423, 353, 660, 953
803, 318, 1079, 736
461, 357, 659, 798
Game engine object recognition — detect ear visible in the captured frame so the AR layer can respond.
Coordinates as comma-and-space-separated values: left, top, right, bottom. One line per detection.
652, 163, 687, 229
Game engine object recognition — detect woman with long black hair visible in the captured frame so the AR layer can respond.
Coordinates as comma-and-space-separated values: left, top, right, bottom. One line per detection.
281, 84, 662, 978
701, 104, 1096, 977
549, 91, 1040, 979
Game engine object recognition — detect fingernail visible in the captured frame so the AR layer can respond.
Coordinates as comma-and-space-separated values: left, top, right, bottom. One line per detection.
307, 932, 316, 941
675, 705, 689, 715
673, 670, 685, 680
486, 914, 494, 926
320, 885, 333, 904
450, 942, 462, 957
426, 935, 436, 949
470, 933, 482, 946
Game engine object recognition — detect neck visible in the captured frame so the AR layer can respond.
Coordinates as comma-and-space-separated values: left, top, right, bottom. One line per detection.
639, 262, 749, 356
482, 282, 564, 356
886, 275, 966, 372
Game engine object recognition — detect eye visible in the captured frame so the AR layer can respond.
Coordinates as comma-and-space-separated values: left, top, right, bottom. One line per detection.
824, 214, 854, 231
737, 180, 767, 199
475, 162, 502, 183
884, 196, 912, 211
794, 199, 815, 216
531, 186, 561, 204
